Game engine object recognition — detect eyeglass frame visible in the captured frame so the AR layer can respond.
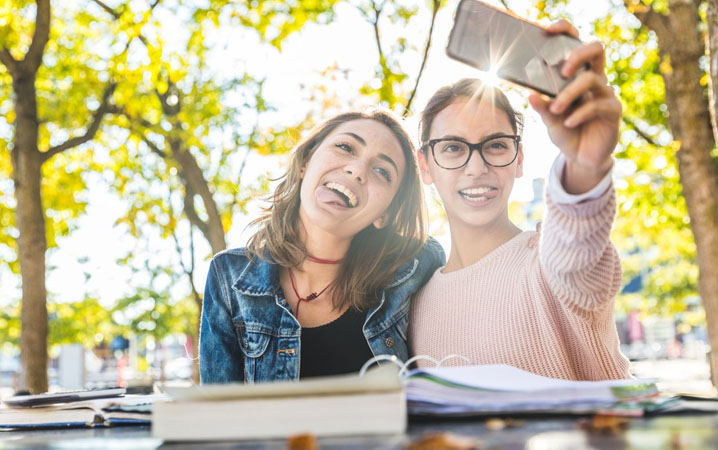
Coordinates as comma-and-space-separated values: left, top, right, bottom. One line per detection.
421, 134, 522, 170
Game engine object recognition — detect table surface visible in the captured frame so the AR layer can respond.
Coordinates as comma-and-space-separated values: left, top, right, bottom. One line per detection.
1, 411, 717, 450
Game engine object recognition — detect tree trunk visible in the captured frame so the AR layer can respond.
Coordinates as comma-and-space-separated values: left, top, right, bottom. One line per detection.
4, 0, 114, 392
4, 0, 52, 393
634, 0, 718, 388
172, 144, 226, 255
13, 73, 49, 394
174, 146, 225, 384
708, 0, 718, 142
703, 0, 718, 390
152, 85, 227, 383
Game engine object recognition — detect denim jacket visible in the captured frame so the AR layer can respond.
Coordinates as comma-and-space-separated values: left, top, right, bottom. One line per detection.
199, 237, 445, 384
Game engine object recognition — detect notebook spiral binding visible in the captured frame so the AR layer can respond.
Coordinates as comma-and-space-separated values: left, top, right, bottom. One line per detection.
359, 354, 471, 378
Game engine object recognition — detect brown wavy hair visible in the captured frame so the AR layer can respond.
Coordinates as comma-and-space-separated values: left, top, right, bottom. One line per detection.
246, 110, 427, 311
419, 78, 524, 151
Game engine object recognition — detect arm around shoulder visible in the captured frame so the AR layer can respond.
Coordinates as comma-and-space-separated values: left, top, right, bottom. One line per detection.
199, 256, 245, 383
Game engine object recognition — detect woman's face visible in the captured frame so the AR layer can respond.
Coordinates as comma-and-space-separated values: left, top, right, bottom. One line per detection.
418, 98, 523, 231
299, 119, 406, 240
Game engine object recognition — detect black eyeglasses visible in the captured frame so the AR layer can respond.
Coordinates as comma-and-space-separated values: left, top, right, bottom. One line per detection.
422, 134, 521, 170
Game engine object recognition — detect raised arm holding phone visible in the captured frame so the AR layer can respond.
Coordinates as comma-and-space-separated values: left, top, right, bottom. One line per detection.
409, 11, 631, 381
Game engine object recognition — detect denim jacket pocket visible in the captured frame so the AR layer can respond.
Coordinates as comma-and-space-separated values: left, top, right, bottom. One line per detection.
234, 321, 272, 382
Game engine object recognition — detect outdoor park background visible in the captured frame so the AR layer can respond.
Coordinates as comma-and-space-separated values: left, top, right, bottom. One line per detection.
2, 0, 718, 396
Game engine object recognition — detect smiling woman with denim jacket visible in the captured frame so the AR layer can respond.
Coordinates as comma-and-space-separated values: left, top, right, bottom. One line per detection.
199, 110, 445, 383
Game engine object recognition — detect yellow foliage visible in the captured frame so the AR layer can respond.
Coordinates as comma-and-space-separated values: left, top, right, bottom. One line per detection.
659, 56, 672, 75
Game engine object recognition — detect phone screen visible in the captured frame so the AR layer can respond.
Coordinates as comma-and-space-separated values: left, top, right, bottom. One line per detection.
447, 0, 584, 97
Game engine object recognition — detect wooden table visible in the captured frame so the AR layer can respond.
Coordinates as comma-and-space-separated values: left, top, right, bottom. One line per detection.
2, 411, 717, 449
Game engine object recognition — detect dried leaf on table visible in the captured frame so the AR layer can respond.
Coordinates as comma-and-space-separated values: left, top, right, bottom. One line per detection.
408, 432, 481, 449
579, 414, 631, 434
484, 417, 525, 430
287, 432, 318, 450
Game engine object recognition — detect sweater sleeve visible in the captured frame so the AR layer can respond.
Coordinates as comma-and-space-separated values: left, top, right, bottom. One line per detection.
539, 183, 623, 318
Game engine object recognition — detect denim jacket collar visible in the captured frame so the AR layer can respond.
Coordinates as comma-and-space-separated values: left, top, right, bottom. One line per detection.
231, 256, 281, 297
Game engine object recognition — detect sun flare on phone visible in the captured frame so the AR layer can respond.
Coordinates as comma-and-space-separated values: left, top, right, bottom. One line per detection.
478, 67, 501, 88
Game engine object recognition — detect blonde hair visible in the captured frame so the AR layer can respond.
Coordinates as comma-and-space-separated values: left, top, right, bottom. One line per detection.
246, 111, 427, 311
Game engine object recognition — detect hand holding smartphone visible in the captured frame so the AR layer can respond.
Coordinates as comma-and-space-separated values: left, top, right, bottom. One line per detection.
446, 0, 621, 194
447, 0, 585, 97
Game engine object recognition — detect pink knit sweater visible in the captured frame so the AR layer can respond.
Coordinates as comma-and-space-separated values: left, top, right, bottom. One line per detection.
409, 186, 631, 381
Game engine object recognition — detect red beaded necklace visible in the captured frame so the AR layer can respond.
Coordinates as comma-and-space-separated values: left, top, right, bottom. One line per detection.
289, 254, 344, 317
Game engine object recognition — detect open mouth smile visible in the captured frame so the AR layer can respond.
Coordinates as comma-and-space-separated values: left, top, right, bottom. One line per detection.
324, 182, 358, 208
459, 186, 498, 202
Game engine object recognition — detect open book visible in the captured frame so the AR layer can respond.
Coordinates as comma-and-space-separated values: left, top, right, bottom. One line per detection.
153, 364, 405, 441
0, 394, 166, 430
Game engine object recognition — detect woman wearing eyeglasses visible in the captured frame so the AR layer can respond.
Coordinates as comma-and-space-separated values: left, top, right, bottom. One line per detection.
408, 21, 631, 381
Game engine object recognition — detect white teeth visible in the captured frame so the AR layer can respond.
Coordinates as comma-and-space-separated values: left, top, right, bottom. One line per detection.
325, 182, 358, 207
462, 194, 489, 201
460, 186, 495, 196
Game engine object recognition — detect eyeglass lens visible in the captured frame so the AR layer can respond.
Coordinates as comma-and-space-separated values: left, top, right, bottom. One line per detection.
433, 137, 517, 168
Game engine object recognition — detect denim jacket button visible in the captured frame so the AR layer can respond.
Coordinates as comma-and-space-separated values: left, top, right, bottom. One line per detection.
384, 337, 395, 348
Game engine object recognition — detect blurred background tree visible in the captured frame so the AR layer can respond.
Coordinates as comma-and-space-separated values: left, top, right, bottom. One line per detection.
2, 0, 717, 391
1, 0, 117, 393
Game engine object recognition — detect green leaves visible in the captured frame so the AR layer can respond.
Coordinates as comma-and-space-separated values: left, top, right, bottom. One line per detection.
49, 298, 115, 348
594, 7, 699, 315
233, 0, 340, 49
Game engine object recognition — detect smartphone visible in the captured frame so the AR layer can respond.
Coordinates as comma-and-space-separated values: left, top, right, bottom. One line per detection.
446, 0, 586, 97
2, 387, 126, 408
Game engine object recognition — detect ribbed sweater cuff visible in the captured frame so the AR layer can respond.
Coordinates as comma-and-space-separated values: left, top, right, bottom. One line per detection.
546, 183, 615, 219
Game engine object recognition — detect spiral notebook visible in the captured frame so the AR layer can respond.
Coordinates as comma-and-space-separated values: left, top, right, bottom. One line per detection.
403, 362, 664, 416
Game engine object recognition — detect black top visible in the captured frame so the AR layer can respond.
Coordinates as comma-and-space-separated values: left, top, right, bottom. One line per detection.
299, 307, 375, 379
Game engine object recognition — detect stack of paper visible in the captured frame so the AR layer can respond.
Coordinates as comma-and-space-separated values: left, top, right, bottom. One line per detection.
0, 395, 166, 429
405, 364, 664, 416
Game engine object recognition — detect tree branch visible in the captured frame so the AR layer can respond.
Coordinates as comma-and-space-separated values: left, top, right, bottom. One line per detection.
0, 48, 18, 76
89, 0, 120, 18
371, 1, 385, 65
90, 0, 162, 47
171, 223, 191, 278
118, 107, 167, 159
42, 83, 117, 162
403, 0, 440, 118
156, 80, 182, 116
24, 0, 51, 73
183, 184, 210, 239
173, 140, 226, 253
622, 115, 662, 147
114, 105, 161, 131
169, 202, 202, 308
138, 133, 168, 158
113, 105, 168, 157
